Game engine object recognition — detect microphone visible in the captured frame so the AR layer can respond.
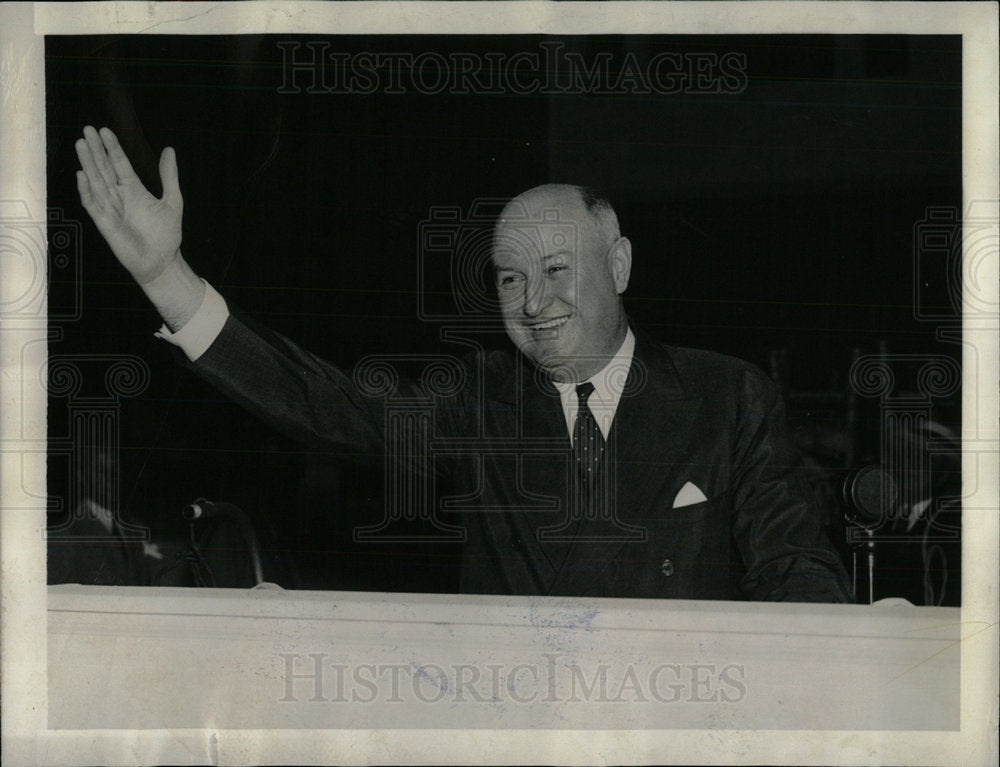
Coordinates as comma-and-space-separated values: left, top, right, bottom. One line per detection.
182, 498, 264, 585
837, 465, 898, 605
840, 465, 897, 526
183, 498, 230, 520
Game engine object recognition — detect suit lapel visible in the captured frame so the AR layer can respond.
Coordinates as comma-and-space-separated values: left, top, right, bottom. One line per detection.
546, 329, 705, 593
490, 353, 574, 591
612, 328, 703, 525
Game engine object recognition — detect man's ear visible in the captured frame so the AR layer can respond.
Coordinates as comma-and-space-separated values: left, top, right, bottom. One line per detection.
608, 236, 632, 294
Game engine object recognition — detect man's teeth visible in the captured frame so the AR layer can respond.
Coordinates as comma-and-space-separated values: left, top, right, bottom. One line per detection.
530, 316, 569, 330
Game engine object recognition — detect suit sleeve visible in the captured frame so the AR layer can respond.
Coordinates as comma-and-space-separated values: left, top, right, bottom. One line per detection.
729, 366, 853, 603
183, 307, 448, 469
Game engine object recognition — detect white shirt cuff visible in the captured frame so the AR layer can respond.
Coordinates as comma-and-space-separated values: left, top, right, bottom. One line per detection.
153, 280, 229, 361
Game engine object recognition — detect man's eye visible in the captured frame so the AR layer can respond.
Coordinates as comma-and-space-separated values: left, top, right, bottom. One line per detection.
498, 274, 523, 289
547, 264, 567, 275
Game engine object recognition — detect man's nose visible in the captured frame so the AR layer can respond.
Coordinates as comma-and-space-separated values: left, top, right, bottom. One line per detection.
522, 276, 549, 317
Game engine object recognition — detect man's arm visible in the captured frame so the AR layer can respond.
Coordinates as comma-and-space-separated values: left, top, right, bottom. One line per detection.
729, 366, 854, 603
74, 126, 379, 447
74, 126, 455, 463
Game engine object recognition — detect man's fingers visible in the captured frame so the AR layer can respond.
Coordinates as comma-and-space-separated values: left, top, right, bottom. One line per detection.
75, 135, 110, 202
83, 125, 118, 190
77, 170, 115, 228
158, 146, 182, 208
75, 170, 94, 209
99, 127, 139, 184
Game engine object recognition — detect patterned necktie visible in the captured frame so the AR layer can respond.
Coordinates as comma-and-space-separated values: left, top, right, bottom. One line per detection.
573, 382, 605, 483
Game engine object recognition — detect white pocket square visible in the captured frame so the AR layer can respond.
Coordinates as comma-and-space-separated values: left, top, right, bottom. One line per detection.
672, 481, 708, 508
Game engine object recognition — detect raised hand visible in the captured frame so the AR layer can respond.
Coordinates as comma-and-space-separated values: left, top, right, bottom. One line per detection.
75, 126, 183, 285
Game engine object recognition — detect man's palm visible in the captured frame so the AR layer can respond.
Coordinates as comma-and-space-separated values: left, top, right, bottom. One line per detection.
76, 126, 184, 285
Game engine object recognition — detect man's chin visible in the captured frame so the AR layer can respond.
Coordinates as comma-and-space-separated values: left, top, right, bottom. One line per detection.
521, 344, 579, 382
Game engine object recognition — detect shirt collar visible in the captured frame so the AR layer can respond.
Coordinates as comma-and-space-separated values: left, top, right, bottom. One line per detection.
553, 328, 636, 439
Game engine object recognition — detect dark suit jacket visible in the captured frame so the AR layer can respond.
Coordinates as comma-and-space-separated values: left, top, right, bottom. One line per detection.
188, 311, 851, 602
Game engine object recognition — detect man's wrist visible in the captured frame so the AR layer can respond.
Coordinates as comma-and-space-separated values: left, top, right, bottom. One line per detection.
154, 279, 230, 362
139, 250, 205, 331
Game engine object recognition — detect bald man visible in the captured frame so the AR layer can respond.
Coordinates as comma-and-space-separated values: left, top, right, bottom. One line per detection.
76, 126, 851, 602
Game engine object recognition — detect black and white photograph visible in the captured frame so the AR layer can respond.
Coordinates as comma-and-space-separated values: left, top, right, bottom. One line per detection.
1, 2, 997, 765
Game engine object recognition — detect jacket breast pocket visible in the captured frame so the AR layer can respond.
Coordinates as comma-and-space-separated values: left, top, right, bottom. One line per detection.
644, 491, 730, 539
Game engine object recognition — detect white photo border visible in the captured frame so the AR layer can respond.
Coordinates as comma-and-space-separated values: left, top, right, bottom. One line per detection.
2, 2, 997, 765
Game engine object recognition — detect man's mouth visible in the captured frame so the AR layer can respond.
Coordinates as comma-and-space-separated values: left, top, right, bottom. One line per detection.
526, 315, 570, 331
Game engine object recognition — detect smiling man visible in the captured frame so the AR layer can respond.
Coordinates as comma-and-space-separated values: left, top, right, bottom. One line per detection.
74, 126, 852, 602
493, 184, 632, 384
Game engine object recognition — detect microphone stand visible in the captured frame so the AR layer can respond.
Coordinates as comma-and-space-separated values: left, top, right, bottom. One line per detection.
849, 527, 876, 606
841, 465, 896, 606
183, 498, 265, 586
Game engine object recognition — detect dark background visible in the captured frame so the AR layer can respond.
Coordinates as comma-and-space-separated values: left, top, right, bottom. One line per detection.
45, 34, 962, 602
